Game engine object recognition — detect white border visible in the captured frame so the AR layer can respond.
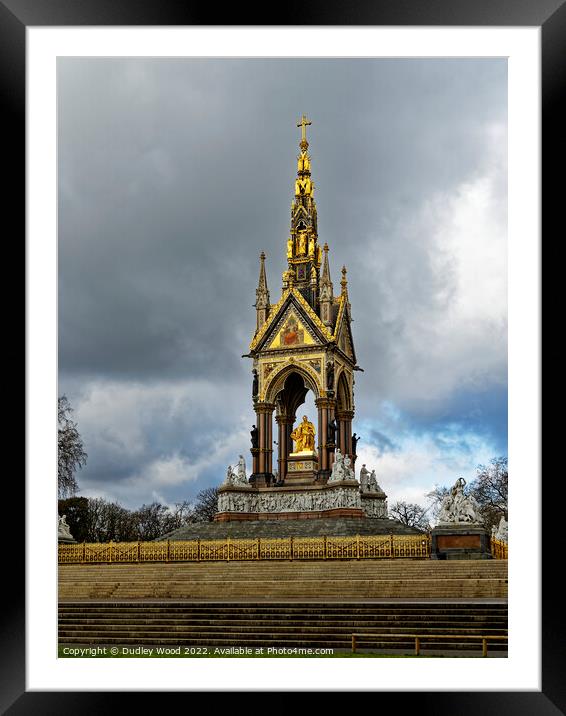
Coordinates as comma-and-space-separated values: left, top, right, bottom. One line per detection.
27, 27, 540, 691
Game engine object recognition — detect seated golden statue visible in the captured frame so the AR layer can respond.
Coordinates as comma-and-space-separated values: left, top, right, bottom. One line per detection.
290, 415, 316, 453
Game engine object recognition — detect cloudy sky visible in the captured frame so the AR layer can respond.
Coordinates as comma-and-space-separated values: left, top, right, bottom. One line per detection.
58, 58, 507, 511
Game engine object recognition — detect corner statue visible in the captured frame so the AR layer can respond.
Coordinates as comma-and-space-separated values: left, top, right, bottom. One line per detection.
290, 415, 316, 453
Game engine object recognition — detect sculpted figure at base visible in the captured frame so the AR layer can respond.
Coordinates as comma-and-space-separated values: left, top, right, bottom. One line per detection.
368, 470, 380, 492
329, 448, 345, 482
437, 477, 483, 525
343, 454, 355, 480
359, 464, 370, 491
237, 455, 248, 485
58, 514, 75, 542
224, 465, 237, 486
493, 515, 508, 542
290, 415, 316, 453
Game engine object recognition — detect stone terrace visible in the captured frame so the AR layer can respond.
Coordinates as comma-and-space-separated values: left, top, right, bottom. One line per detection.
158, 517, 421, 541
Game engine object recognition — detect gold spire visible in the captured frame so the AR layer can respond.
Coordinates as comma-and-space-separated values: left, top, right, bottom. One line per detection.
341, 266, 348, 293
294, 114, 313, 198
286, 116, 320, 308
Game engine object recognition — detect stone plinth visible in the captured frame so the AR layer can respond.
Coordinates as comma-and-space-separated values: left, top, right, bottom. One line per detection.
431, 524, 492, 560
215, 508, 364, 522
216, 481, 363, 521
284, 451, 319, 485
360, 491, 388, 519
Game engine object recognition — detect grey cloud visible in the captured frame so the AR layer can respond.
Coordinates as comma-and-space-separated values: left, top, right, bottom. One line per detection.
58, 58, 507, 505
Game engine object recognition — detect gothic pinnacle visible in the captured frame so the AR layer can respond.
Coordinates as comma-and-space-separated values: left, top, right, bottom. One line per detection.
255, 251, 270, 311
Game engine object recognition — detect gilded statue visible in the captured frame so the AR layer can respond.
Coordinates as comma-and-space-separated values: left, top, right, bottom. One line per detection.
290, 415, 316, 453
308, 236, 315, 256
297, 153, 311, 173
287, 237, 294, 259
297, 231, 307, 255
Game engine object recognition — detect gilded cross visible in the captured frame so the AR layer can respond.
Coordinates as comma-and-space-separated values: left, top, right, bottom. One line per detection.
297, 114, 312, 143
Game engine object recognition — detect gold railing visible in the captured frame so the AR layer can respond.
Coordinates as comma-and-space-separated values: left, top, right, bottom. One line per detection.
490, 537, 508, 560
59, 534, 432, 564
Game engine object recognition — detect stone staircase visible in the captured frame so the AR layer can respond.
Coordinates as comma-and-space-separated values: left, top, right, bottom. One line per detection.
58, 601, 508, 653
158, 517, 421, 540
59, 559, 508, 601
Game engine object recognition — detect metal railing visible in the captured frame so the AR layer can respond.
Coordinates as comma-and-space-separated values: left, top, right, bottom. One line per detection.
351, 633, 508, 656
59, 534, 432, 564
490, 537, 508, 560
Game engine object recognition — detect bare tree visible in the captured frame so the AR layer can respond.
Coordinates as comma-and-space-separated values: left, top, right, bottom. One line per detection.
425, 484, 451, 523
468, 456, 508, 533
193, 487, 219, 522
161, 501, 197, 533
133, 502, 173, 541
81, 497, 136, 542
58, 396, 87, 498
389, 501, 431, 532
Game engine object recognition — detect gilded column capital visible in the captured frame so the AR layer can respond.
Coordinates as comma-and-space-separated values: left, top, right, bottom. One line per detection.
275, 414, 295, 425
315, 397, 336, 409
335, 409, 355, 421
255, 401, 276, 413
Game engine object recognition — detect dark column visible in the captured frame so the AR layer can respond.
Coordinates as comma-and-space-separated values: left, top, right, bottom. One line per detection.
336, 409, 354, 459
251, 402, 275, 485
251, 447, 259, 476
316, 397, 336, 479
276, 415, 293, 481
266, 407, 274, 476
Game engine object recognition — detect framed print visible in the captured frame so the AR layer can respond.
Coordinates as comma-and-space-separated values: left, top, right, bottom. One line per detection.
9, 0, 558, 709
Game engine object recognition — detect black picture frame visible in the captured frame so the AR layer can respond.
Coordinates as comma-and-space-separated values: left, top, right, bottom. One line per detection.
10, 0, 557, 710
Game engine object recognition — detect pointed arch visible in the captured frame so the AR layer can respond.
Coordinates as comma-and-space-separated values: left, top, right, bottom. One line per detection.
336, 369, 352, 413
265, 362, 321, 406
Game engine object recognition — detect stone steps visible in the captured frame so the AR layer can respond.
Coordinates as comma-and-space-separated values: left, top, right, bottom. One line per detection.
60, 567, 507, 577
59, 560, 507, 601
59, 605, 508, 615
59, 562, 507, 577
58, 601, 508, 652
157, 517, 423, 540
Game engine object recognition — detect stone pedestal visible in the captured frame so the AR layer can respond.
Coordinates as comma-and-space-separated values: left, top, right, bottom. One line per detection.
215, 481, 364, 521
431, 524, 492, 560
58, 516, 77, 543
360, 490, 388, 519
284, 451, 318, 485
